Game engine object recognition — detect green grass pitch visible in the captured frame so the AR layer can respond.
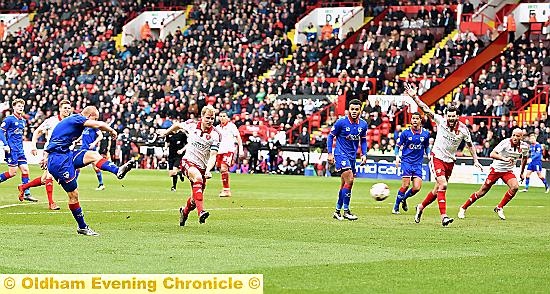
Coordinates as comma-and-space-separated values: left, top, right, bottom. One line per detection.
0, 166, 549, 293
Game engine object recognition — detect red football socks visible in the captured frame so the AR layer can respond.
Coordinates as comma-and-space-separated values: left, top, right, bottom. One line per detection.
221, 171, 229, 189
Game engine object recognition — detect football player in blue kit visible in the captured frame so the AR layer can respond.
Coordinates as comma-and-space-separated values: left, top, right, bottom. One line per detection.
44, 106, 135, 236
522, 133, 549, 193
79, 127, 106, 190
392, 112, 430, 214
327, 99, 368, 221
0, 99, 37, 202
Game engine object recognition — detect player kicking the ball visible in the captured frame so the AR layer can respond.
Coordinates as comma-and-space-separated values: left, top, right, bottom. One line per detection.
459, 128, 528, 220
405, 83, 483, 227
392, 112, 430, 214
160, 105, 220, 226
327, 99, 368, 221
44, 106, 135, 236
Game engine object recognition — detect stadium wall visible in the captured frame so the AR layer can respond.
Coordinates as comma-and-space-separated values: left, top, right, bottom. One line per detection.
122, 10, 185, 45
0, 13, 29, 40
294, 6, 363, 44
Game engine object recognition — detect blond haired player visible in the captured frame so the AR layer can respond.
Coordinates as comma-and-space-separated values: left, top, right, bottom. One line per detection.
160, 105, 220, 226
215, 111, 244, 197
459, 128, 529, 220
18, 100, 73, 210
404, 83, 483, 227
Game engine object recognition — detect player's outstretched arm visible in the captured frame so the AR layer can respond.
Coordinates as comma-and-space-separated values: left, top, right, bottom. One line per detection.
467, 141, 483, 171
0, 119, 10, 151
31, 123, 47, 155
519, 155, 528, 182
327, 120, 341, 165
177, 145, 187, 155
83, 120, 117, 139
236, 132, 245, 157
91, 130, 103, 149
204, 150, 218, 178
360, 136, 368, 164
490, 150, 512, 163
404, 83, 434, 119
160, 122, 184, 137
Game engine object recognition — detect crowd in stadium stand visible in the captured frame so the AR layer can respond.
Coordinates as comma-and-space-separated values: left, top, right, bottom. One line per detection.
457, 33, 549, 109
1, 0, 550, 174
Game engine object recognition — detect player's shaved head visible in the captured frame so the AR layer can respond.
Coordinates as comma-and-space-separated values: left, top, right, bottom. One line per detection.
511, 128, 524, 144
81, 106, 99, 120
512, 128, 523, 135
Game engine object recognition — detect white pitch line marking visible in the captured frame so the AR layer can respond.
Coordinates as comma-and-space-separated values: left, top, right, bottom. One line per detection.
0, 203, 37, 209
2, 205, 546, 215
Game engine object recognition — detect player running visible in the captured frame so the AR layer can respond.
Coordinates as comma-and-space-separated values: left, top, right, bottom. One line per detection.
0, 99, 37, 202
521, 133, 549, 193
327, 99, 368, 221
215, 111, 244, 197
18, 100, 73, 210
160, 105, 220, 226
404, 83, 483, 227
43, 106, 135, 236
458, 128, 528, 220
392, 112, 430, 214
78, 127, 106, 190
166, 121, 187, 192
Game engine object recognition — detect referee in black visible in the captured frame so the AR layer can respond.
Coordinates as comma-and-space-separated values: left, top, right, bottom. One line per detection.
166, 127, 187, 191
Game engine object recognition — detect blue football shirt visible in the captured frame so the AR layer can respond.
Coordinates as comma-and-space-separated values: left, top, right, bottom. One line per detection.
46, 114, 88, 153
80, 127, 99, 150
530, 143, 543, 164
329, 116, 368, 157
0, 114, 26, 152
397, 127, 430, 163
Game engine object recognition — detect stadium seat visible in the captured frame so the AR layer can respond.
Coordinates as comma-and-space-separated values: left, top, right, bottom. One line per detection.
366, 135, 373, 147
372, 129, 381, 143
311, 114, 321, 128
380, 123, 390, 136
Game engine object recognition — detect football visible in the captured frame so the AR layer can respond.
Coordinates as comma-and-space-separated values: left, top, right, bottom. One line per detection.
370, 183, 390, 201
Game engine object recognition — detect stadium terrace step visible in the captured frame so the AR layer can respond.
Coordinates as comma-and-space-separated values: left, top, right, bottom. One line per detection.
420, 31, 508, 106
400, 30, 458, 78
524, 104, 547, 122
259, 28, 296, 81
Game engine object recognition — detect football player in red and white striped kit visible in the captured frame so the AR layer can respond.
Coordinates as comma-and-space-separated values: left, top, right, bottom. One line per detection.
404, 83, 483, 226
161, 106, 221, 226
459, 128, 529, 220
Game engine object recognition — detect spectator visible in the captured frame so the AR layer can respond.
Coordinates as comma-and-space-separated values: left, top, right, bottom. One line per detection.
297, 127, 310, 146
140, 21, 152, 41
